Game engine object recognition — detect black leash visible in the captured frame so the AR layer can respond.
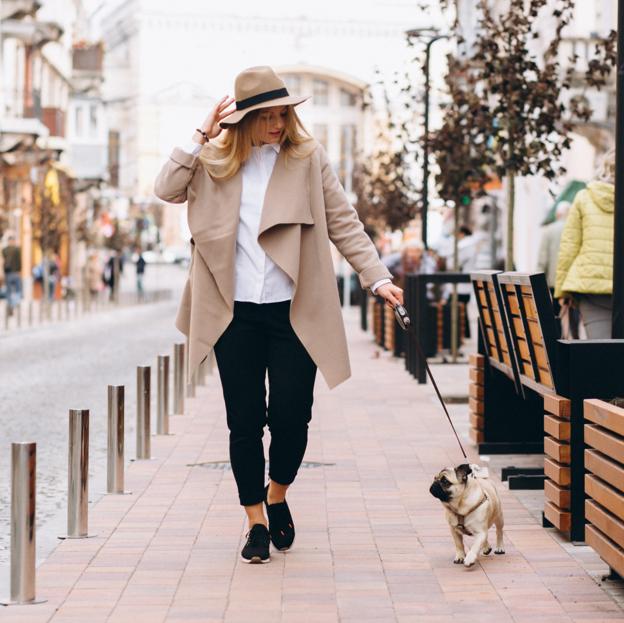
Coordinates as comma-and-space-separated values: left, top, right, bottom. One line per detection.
393, 304, 468, 460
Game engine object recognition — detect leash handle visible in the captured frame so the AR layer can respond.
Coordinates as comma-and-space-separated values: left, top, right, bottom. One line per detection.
393, 304, 468, 460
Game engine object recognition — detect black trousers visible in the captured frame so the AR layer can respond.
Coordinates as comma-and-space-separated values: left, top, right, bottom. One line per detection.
213, 300, 317, 506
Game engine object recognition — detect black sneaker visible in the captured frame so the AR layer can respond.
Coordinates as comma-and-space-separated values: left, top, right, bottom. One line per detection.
264, 483, 295, 551
240, 523, 270, 564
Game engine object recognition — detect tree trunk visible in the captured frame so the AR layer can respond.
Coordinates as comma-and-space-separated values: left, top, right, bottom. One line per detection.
505, 172, 515, 271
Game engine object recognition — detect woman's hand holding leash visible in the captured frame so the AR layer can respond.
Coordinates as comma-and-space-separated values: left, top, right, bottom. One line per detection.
376, 283, 403, 308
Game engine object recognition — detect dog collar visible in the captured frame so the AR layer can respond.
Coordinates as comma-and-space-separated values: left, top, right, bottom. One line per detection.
450, 492, 489, 536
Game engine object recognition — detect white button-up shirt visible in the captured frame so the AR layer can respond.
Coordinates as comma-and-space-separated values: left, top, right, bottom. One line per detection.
234, 142, 293, 303
180, 140, 390, 302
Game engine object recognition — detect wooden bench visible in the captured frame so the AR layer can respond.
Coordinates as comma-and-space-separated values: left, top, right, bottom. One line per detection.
584, 399, 624, 577
473, 270, 624, 541
470, 271, 544, 454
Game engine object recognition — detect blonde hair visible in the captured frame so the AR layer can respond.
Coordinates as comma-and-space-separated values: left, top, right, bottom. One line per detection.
200, 105, 315, 180
595, 148, 616, 185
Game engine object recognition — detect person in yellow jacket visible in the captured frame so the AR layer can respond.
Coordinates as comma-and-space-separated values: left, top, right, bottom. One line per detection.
555, 149, 615, 338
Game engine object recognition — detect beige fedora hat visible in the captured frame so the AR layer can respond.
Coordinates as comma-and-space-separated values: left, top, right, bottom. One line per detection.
219, 66, 310, 128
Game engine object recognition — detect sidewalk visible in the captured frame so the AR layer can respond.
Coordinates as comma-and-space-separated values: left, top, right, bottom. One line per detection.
3, 310, 624, 622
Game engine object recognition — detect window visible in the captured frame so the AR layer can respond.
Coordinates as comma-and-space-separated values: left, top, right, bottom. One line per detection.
313, 79, 329, 106
75, 106, 83, 137
282, 74, 301, 95
89, 104, 98, 136
340, 88, 357, 107
313, 124, 328, 150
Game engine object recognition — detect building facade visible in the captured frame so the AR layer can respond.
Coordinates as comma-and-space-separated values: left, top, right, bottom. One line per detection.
96, 0, 438, 248
1, 0, 110, 297
455, 0, 617, 271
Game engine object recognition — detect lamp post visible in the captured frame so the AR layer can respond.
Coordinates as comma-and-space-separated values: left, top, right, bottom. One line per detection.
612, 0, 624, 338
406, 28, 449, 249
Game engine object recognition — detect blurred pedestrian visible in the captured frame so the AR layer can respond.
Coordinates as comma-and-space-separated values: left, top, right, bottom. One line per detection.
103, 252, 124, 301
136, 249, 146, 298
555, 149, 615, 339
2, 233, 22, 315
154, 66, 401, 564
48, 253, 60, 300
86, 253, 102, 300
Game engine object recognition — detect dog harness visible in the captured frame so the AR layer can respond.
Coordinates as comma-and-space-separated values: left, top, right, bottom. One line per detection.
450, 492, 489, 536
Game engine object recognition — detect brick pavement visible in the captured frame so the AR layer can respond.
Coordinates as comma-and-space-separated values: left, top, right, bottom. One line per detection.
2, 310, 624, 622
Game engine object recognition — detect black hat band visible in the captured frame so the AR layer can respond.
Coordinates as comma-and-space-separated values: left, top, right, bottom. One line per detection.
236, 87, 290, 111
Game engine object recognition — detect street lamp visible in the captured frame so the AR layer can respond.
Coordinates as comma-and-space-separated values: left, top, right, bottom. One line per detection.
406, 28, 450, 249
612, 0, 624, 337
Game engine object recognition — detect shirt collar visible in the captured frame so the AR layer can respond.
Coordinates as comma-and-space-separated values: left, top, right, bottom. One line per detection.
253, 142, 281, 153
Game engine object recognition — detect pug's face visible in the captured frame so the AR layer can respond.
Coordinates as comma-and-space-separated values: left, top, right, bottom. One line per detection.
429, 464, 472, 503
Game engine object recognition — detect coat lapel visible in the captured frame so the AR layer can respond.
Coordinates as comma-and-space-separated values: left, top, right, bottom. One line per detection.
258, 148, 313, 287
188, 146, 314, 309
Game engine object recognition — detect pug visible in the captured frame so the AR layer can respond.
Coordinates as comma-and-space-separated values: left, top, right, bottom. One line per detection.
429, 463, 505, 567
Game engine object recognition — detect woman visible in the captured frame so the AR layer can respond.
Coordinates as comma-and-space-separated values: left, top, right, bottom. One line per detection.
555, 149, 615, 339
154, 66, 402, 564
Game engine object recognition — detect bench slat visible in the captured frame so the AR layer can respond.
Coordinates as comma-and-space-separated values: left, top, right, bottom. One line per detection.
469, 368, 484, 384
469, 412, 484, 430
544, 395, 571, 419
585, 400, 624, 437
586, 524, 624, 579
585, 425, 624, 464
544, 457, 571, 486
544, 414, 571, 441
586, 499, 624, 550
544, 501, 571, 532
544, 436, 571, 464
469, 354, 485, 369
585, 474, 624, 519
469, 384, 484, 400
545, 479, 571, 510
469, 397, 484, 415
585, 449, 624, 494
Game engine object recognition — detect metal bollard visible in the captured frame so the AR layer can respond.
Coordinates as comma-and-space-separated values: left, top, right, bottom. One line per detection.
173, 343, 185, 415
0, 442, 46, 605
4, 301, 9, 330
107, 385, 130, 494
28, 301, 33, 326
156, 355, 171, 434
38, 300, 44, 323
136, 366, 151, 459
16, 303, 21, 329
60, 409, 95, 539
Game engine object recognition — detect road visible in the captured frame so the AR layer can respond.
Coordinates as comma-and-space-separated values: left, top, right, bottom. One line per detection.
0, 264, 188, 582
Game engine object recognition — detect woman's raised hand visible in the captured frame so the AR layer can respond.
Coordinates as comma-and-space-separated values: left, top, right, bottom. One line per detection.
199, 96, 237, 139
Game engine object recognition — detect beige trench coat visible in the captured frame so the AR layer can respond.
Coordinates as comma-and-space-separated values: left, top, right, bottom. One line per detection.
154, 140, 392, 389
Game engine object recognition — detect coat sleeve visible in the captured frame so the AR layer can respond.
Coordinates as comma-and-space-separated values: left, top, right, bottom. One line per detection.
554, 199, 582, 298
154, 147, 201, 204
319, 145, 393, 289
